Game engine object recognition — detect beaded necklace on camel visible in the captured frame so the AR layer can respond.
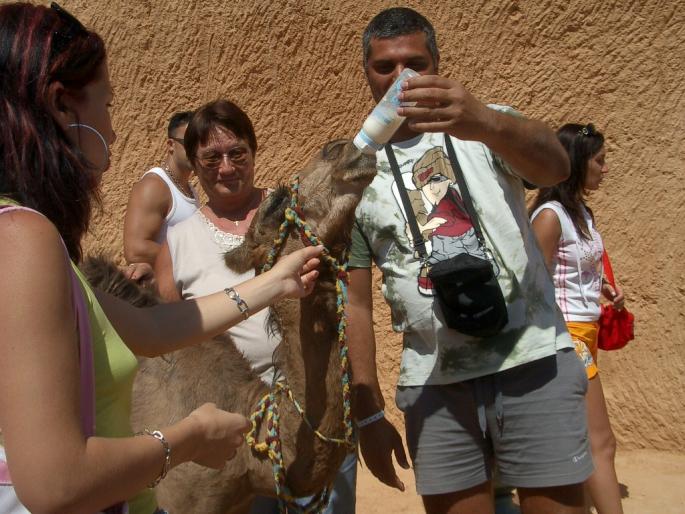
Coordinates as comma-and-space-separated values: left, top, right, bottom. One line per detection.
245, 177, 355, 514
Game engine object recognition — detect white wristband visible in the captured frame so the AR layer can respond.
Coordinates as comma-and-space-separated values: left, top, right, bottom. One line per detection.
356, 410, 384, 428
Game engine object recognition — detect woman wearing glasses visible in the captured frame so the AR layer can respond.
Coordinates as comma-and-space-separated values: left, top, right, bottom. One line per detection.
155, 99, 279, 386
530, 124, 624, 514
0, 4, 322, 514
154, 100, 357, 514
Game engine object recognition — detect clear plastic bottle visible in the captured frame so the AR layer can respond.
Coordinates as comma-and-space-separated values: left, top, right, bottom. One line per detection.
353, 68, 419, 154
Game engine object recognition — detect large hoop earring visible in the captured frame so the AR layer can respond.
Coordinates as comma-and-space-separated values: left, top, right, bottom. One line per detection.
68, 123, 109, 165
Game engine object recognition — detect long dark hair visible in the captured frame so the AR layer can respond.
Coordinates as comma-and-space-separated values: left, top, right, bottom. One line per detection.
0, 3, 106, 261
529, 123, 605, 240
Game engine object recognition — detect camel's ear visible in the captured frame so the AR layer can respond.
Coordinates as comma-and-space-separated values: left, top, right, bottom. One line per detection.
259, 186, 290, 225
80, 254, 159, 307
250, 186, 291, 241
321, 139, 348, 161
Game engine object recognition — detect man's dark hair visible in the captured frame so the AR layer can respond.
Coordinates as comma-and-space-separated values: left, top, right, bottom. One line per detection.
184, 99, 258, 166
362, 7, 439, 68
167, 111, 194, 138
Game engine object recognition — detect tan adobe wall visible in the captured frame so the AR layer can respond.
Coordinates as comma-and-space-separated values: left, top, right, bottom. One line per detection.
52, 0, 683, 451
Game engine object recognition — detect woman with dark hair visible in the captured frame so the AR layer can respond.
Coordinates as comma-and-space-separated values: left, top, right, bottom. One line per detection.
155, 99, 357, 514
0, 4, 322, 514
530, 123, 624, 514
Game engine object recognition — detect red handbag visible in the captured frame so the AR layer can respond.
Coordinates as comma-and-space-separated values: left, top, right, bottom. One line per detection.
598, 250, 635, 350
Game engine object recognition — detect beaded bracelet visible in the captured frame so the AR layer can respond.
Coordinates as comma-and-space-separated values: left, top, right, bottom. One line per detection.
224, 287, 250, 320
136, 428, 171, 488
356, 410, 385, 428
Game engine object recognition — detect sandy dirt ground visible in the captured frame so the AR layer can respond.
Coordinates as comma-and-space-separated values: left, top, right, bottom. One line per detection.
355, 450, 685, 513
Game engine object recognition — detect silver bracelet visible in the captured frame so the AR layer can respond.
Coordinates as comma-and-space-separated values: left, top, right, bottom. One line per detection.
224, 287, 250, 320
356, 410, 385, 428
137, 429, 171, 488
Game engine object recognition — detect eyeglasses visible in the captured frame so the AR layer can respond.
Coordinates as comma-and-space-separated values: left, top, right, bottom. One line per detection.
196, 146, 251, 169
169, 137, 185, 145
577, 123, 596, 137
50, 3, 88, 57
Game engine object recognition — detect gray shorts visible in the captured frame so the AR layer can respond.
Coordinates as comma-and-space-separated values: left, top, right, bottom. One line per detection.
396, 348, 592, 495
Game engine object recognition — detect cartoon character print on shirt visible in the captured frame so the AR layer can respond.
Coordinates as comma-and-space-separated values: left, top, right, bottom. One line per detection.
391, 146, 487, 296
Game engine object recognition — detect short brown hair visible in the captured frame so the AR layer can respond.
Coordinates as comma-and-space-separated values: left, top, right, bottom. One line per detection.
184, 99, 257, 166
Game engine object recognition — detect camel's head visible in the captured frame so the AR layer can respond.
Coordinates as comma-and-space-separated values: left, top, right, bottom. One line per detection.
225, 139, 376, 273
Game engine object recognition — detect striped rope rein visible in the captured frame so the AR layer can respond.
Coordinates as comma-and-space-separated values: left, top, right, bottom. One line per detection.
245, 177, 355, 513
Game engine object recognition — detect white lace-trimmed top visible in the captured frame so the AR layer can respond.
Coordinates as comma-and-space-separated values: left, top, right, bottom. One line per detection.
197, 210, 245, 251
531, 201, 604, 322
166, 211, 279, 384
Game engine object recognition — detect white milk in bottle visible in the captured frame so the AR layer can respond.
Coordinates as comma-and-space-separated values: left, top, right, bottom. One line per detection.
353, 68, 419, 154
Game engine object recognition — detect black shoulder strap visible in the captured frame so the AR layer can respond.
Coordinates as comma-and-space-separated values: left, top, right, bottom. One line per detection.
443, 134, 486, 246
384, 143, 428, 258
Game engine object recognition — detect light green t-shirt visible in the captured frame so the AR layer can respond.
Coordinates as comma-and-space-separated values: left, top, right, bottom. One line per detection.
72, 267, 157, 514
0, 198, 155, 514
350, 110, 572, 386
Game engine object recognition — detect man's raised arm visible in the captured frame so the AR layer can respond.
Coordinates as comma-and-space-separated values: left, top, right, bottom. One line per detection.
398, 74, 570, 186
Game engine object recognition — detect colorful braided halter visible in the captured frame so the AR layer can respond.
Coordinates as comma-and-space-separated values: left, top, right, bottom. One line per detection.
245, 177, 356, 513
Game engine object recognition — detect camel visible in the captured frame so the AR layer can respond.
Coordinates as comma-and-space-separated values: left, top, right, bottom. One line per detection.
88, 140, 376, 513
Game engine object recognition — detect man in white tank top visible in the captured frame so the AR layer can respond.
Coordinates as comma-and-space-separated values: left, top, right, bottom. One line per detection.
123, 111, 200, 266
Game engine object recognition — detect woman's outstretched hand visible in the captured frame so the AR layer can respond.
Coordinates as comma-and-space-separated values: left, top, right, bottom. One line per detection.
268, 245, 323, 299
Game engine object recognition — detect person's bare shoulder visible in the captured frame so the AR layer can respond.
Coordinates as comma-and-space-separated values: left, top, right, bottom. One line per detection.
0, 209, 69, 286
126, 173, 171, 218
0, 209, 61, 251
531, 207, 562, 242
129, 173, 172, 211
532, 207, 560, 228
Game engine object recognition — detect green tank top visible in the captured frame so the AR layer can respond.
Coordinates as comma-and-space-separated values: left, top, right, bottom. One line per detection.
0, 198, 156, 513
71, 266, 157, 514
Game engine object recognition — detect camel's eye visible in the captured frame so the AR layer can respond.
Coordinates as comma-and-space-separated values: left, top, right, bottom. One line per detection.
339, 145, 373, 171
